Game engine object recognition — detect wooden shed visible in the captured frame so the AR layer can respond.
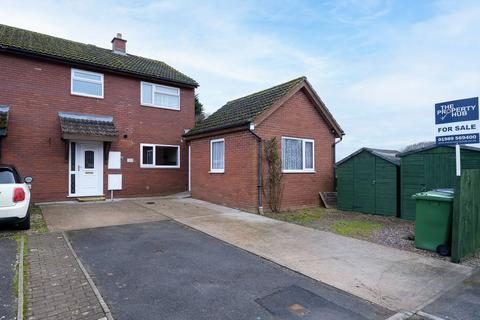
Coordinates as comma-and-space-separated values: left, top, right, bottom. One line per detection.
336, 148, 400, 216
399, 145, 480, 220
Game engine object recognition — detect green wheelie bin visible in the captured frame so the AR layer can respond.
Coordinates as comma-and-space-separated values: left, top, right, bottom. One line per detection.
412, 189, 454, 253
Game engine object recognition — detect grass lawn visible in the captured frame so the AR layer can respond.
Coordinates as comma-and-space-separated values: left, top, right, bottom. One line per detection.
266, 207, 414, 243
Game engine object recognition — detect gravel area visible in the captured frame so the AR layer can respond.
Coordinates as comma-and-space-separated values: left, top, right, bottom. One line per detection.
269, 208, 480, 268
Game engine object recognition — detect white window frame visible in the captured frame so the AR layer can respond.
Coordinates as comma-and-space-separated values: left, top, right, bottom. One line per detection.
140, 143, 180, 169
210, 138, 225, 173
281, 136, 315, 173
71, 68, 104, 99
140, 81, 180, 110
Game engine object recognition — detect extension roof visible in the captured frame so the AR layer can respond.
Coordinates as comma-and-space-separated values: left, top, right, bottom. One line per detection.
0, 24, 197, 87
184, 77, 343, 138
337, 147, 400, 166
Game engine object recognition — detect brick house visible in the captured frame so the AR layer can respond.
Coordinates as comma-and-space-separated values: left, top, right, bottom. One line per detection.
0, 24, 198, 202
184, 77, 344, 212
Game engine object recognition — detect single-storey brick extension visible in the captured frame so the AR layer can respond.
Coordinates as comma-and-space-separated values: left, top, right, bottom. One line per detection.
0, 24, 197, 202
185, 77, 344, 212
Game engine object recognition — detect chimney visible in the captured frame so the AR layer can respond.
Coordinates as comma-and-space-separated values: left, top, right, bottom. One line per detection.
111, 33, 127, 55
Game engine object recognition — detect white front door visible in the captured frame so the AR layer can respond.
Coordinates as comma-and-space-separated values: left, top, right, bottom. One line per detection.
70, 141, 103, 197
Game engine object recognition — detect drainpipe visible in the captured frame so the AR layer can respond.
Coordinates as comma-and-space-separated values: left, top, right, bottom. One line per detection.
249, 124, 263, 215
332, 136, 343, 191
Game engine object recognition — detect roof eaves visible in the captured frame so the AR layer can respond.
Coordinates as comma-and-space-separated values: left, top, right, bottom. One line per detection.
336, 147, 400, 166
0, 44, 199, 88
183, 121, 251, 139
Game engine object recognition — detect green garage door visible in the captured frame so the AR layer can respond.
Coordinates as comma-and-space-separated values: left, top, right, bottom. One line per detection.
353, 152, 376, 213
337, 149, 399, 216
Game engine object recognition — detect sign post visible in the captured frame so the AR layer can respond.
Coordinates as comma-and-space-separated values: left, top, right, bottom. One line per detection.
435, 97, 479, 176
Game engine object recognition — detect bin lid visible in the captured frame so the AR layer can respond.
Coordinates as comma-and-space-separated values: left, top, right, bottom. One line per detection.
412, 190, 454, 202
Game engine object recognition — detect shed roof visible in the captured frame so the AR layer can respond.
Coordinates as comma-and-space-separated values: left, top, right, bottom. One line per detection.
336, 147, 400, 166
398, 144, 480, 157
0, 24, 198, 87
184, 77, 344, 138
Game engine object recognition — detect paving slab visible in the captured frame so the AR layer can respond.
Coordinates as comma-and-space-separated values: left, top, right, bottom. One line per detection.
156, 198, 472, 312
40, 200, 169, 231
67, 221, 392, 320
0, 239, 16, 320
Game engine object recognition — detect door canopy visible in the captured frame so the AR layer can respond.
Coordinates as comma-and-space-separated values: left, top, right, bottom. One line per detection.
58, 112, 118, 141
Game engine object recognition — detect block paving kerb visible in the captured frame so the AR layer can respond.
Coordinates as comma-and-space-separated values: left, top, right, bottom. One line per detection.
27, 233, 105, 320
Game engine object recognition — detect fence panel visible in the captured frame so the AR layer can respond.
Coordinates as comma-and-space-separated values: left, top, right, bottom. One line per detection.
451, 169, 480, 263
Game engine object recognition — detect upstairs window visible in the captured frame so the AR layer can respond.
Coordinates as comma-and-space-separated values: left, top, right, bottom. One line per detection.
140, 144, 180, 168
71, 69, 104, 98
141, 82, 180, 110
282, 137, 315, 173
210, 139, 225, 173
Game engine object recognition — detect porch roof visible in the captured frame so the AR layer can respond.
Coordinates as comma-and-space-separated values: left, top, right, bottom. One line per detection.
58, 112, 118, 141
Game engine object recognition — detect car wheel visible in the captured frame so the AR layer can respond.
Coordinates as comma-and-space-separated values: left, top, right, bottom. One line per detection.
18, 212, 31, 230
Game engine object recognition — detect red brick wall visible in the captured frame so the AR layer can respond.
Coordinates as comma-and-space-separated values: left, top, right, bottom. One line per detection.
189, 88, 336, 212
256, 89, 335, 210
0, 53, 195, 202
189, 131, 258, 212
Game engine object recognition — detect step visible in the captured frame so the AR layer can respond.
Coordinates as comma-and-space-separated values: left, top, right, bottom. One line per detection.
76, 196, 106, 202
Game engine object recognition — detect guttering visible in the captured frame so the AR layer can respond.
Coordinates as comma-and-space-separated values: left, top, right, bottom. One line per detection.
332, 136, 343, 191
183, 121, 251, 141
248, 124, 264, 215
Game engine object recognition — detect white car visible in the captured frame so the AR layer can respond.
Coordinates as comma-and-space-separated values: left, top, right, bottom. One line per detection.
0, 165, 32, 230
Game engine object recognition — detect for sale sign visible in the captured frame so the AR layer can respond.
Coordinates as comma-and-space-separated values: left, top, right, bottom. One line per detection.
435, 97, 479, 145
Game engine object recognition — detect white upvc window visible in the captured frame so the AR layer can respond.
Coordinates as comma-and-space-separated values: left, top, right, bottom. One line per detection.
210, 138, 225, 173
71, 68, 104, 98
141, 81, 180, 110
282, 137, 315, 173
140, 143, 180, 168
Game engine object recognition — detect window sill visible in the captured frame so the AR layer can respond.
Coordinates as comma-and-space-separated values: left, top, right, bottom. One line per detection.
282, 170, 316, 174
140, 165, 180, 169
141, 103, 180, 111
71, 92, 104, 99
209, 170, 224, 174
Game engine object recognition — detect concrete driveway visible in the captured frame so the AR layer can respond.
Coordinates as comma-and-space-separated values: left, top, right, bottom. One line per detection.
41, 196, 473, 313
40, 199, 169, 231
140, 197, 473, 312
67, 221, 391, 320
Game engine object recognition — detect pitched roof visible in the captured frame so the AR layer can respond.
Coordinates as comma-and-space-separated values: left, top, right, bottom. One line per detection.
185, 77, 305, 137
398, 144, 480, 157
185, 76, 343, 137
59, 112, 118, 141
0, 24, 198, 87
336, 147, 400, 166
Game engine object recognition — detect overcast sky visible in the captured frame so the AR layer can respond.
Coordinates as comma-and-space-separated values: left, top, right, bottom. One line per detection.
1, 0, 479, 159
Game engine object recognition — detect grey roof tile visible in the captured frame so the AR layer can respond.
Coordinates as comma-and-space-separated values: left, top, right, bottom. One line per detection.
0, 24, 198, 87
185, 77, 305, 136
59, 112, 118, 138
